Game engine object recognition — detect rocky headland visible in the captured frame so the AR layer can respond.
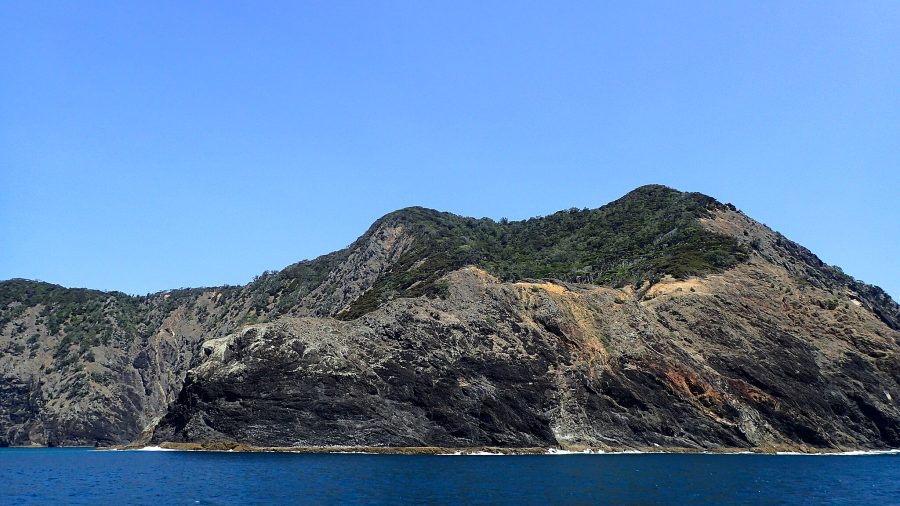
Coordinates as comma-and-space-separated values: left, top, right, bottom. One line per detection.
2, 185, 898, 452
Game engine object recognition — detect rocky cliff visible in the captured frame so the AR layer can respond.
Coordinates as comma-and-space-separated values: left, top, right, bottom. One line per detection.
2, 185, 898, 449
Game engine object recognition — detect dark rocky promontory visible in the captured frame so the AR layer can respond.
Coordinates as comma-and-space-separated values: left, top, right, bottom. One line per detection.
2, 185, 898, 450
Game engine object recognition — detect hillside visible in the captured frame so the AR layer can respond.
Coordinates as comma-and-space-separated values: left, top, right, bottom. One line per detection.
1, 185, 898, 449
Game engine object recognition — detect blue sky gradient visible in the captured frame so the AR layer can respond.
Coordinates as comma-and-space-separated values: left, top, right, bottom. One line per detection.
1, 2, 898, 297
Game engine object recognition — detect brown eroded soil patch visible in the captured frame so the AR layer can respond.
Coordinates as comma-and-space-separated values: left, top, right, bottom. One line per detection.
644, 277, 708, 299
515, 281, 569, 295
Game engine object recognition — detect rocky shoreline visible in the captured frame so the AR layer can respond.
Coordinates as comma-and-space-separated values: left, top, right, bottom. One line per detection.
91, 441, 900, 455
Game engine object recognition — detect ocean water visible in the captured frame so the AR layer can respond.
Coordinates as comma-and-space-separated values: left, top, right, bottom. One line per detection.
2, 448, 899, 505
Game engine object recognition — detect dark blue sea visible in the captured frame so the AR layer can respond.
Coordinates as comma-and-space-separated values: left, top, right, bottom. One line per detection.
2, 448, 899, 505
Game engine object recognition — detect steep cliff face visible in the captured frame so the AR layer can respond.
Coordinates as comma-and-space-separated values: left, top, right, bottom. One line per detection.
0, 288, 223, 446
0, 221, 412, 446
2, 185, 898, 449
150, 261, 899, 450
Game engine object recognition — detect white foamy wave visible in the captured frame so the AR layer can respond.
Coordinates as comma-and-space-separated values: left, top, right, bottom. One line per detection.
133, 446, 178, 451
545, 448, 595, 455
545, 448, 637, 455
436, 451, 507, 456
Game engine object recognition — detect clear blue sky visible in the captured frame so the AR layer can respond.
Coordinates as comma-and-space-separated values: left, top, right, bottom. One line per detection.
1, 2, 898, 298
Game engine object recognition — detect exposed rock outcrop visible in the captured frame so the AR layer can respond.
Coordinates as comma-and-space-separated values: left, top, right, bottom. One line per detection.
150, 263, 899, 450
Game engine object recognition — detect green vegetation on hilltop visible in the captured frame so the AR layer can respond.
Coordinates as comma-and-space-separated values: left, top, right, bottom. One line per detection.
240, 249, 351, 317
0, 280, 146, 362
0, 281, 219, 364
339, 185, 749, 318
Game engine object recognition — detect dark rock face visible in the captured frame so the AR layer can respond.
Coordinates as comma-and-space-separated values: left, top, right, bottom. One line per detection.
0, 306, 206, 446
153, 313, 560, 448
2, 186, 898, 449
0, 375, 35, 446
151, 260, 900, 450
0, 215, 413, 446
